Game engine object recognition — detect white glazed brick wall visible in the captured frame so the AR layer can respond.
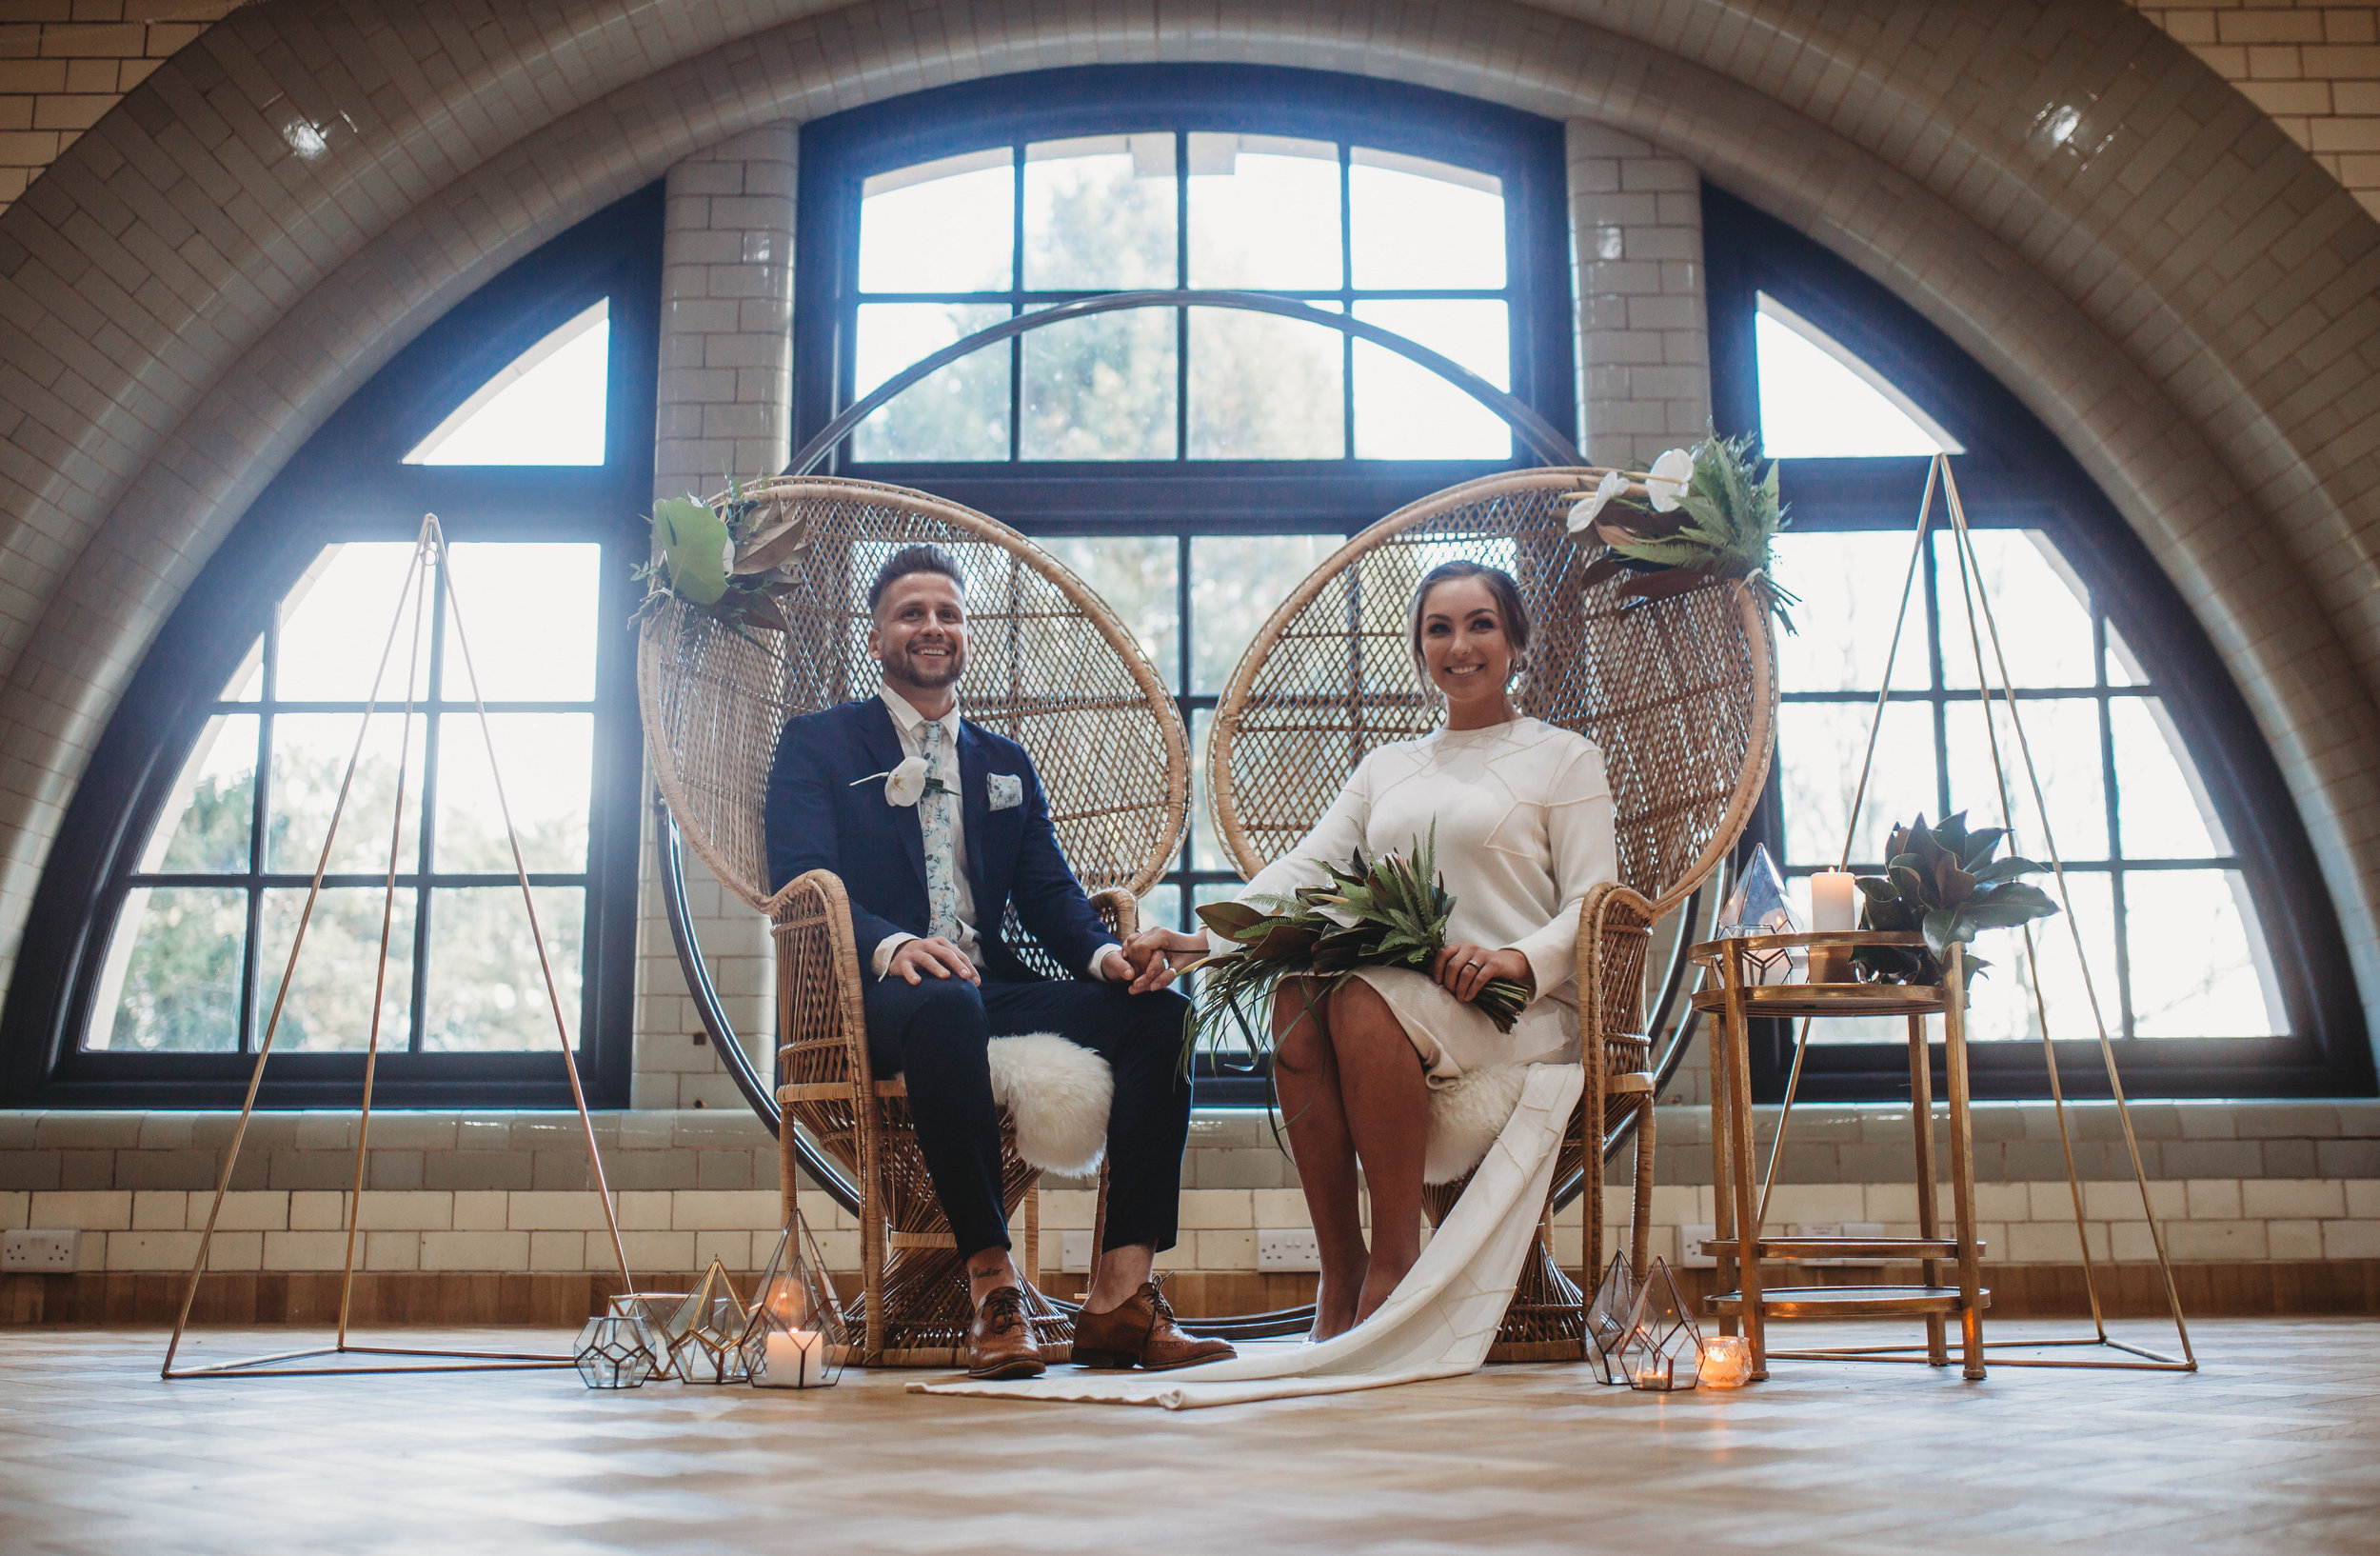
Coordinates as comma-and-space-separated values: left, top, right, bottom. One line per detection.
1565, 120, 1711, 468
2127, 2, 2380, 219
631, 123, 797, 1110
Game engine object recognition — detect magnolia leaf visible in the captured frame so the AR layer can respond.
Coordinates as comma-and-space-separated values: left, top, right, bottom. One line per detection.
1970, 857, 2041, 886
1922, 907, 1970, 959
1854, 876, 1898, 903
1195, 901, 1270, 937
1621, 570, 1725, 605
1933, 854, 1976, 908
1960, 828, 2008, 868
1890, 864, 1929, 907
1581, 553, 1627, 589
732, 511, 812, 574
653, 497, 731, 606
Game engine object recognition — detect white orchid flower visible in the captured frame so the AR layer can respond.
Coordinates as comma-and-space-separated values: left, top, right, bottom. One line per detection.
851, 756, 933, 808
1565, 469, 1631, 534
1645, 447, 1696, 512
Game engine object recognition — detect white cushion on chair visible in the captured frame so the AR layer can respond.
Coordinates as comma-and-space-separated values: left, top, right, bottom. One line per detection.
986, 1033, 1113, 1176
1423, 1064, 1531, 1185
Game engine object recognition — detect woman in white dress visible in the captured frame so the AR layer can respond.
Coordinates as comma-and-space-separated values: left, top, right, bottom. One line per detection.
1136, 560, 1616, 1339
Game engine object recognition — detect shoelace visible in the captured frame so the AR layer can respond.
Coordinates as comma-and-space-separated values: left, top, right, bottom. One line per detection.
981, 1287, 1025, 1336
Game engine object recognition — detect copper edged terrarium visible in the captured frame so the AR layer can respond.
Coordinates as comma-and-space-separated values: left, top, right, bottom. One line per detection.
740, 1214, 850, 1389
1620, 1257, 1704, 1392
669, 1259, 752, 1385
573, 1297, 667, 1389
1583, 1251, 1639, 1386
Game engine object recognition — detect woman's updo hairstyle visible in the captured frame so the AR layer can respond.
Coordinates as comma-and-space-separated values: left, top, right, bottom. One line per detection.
1406, 559, 1531, 696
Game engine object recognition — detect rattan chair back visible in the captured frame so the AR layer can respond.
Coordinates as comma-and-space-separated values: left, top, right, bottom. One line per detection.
1208, 469, 1776, 913
638, 477, 1189, 910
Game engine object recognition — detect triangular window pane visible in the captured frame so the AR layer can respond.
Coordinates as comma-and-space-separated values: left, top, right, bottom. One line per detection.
1755, 292, 1961, 458
405, 299, 608, 466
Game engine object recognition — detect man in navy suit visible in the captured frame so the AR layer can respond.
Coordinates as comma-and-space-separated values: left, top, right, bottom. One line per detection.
765, 546, 1234, 1380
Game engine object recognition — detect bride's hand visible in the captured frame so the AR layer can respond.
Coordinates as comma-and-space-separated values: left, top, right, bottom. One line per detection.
1433, 943, 1533, 1004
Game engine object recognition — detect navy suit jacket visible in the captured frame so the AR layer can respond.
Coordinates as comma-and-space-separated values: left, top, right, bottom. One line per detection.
764, 697, 1112, 985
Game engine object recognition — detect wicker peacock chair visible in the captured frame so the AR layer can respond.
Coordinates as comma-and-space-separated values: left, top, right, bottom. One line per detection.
639, 476, 1187, 1366
1208, 468, 1777, 1362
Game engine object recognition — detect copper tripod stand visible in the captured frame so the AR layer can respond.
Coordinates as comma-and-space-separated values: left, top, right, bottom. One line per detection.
1757, 453, 2195, 1373
162, 514, 635, 1379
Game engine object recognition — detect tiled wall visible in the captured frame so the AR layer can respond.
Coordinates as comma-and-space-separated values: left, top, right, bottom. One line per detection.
1565, 121, 1711, 468
2128, 2, 2380, 218
7, 1101, 2378, 1285
634, 122, 799, 1110
0, 1, 246, 216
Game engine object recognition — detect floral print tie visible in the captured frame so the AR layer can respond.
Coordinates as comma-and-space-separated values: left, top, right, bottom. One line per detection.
919, 720, 961, 942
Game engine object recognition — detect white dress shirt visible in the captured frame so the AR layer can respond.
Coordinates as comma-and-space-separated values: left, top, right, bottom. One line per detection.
869, 686, 1122, 983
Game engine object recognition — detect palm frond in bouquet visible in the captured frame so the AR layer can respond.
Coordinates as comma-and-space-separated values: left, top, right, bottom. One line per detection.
1180, 827, 1531, 1077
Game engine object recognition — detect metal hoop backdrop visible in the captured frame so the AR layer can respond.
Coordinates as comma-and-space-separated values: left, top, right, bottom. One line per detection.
655, 294, 1705, 1334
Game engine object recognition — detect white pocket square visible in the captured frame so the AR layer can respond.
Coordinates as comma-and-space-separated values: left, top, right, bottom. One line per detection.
987, 773, 1023, 811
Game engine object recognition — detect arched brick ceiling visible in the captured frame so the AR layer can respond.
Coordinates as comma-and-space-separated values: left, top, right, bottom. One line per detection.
0, 0, 2376, 1031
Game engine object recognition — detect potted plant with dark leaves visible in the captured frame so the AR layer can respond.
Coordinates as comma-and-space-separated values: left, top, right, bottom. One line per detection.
1852, 811, 2060, 987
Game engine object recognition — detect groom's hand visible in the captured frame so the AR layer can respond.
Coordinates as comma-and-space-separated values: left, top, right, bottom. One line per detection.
888, 936, 980, 986
1120, 927, 1205, 994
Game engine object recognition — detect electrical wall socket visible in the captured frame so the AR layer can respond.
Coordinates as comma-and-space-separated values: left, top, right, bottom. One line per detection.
1060, 1230, 1094, 1274
3, 1229, 78, 1272
1257, 1228, 1320, 1273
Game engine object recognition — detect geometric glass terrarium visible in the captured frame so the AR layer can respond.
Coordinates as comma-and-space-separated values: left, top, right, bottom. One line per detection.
1619, 1257, 1705, 1392
1716, 843, 1802, 986
740, 1212, 850, 1389
572, 1296, 667, 1389
668, 1259, 752, 1385
1583, 1251, 1639, 1386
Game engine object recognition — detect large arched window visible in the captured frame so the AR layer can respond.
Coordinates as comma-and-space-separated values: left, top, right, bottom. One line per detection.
1705, 190, 2371, 1100
792, 68, 1576, 1102
0, 191, 660, 1108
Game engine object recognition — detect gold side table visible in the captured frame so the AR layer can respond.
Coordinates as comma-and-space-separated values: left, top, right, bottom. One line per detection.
1688, 930, 1989, 1381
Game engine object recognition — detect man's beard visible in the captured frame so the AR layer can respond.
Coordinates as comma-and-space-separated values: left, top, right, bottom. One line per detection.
889, 641, 965, 689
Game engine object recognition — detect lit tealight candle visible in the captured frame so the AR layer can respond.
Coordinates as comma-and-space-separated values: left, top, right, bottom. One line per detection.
1698, 1334, 1754, 1388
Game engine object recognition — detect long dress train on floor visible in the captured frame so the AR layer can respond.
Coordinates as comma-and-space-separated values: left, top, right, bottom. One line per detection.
912, 1063, 1580, 1409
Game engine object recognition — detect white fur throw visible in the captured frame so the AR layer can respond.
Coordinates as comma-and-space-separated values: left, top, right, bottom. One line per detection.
1423, 1064, 1531, 1185
985, 1032, 1113, 1177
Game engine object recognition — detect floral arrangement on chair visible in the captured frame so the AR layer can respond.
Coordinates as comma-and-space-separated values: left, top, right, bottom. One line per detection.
631, 474, 812, 634
1563, 431, 1797, 631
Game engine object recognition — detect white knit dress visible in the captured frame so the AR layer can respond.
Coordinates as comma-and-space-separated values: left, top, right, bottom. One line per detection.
1221, 716, 1617, 1085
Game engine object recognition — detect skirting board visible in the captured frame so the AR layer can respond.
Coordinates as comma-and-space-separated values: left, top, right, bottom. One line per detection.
6, 1262, 2380, 1327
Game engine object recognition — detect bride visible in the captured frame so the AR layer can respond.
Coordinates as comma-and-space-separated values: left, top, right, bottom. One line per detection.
1136, 559, 1616, 1341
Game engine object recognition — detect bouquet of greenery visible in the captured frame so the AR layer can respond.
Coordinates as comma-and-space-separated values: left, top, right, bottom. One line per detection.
1180, 828, 1532, 1075
630, 473, 812, 638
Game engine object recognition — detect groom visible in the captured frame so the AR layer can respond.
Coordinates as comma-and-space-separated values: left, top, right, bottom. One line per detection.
764, 545, 1234, 1380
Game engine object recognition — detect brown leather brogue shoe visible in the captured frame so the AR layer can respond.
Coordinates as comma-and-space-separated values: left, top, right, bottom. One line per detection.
965, 1285, 1046, 1380
1072, 1281, 1237, 1372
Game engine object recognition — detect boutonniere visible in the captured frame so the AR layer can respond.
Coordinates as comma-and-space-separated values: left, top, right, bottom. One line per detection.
851, 755, 951, 808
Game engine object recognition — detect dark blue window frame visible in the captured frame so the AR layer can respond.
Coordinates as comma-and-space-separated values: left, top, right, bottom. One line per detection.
0, 188, 663, 1109
793, 68, 1577, 1107
1706, 188, 2372, 1101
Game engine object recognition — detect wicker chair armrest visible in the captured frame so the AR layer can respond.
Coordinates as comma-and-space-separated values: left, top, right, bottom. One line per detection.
769, 868, 875, 1101
1577, 881, 1658, 1065
1088, 887, 1139, 941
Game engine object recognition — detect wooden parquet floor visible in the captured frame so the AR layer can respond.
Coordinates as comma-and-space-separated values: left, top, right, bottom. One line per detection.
3, 1321, 2377, 1555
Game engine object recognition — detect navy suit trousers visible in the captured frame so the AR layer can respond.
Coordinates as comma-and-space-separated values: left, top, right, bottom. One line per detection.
861, 970, 1192, 1261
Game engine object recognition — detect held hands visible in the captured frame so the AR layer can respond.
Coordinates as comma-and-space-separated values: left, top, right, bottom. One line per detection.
1119, 926, 1209, 995
1433, 942, 1533, 1005
887, 935, 980, 986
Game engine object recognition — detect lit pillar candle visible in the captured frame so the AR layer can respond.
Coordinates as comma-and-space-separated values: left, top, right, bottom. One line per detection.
1809, 871, 1857, 983
760, 1327, 825, 1387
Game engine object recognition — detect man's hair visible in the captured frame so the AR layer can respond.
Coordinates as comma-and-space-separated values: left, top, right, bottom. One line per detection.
867, 545, 966, 615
